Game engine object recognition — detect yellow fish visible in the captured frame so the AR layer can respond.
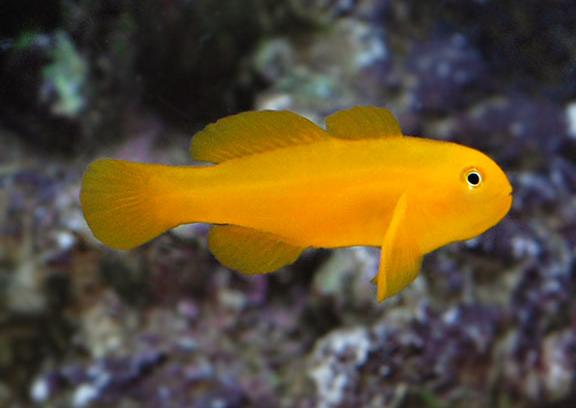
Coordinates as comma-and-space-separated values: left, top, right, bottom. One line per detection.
80, 106, 512, 301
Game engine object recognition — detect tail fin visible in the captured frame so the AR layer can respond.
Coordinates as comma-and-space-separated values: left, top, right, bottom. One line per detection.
80, 159, 179, 250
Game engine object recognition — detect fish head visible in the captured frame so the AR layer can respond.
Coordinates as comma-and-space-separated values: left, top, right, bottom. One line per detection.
413, 141, 513, 248
440, 143, 513, 242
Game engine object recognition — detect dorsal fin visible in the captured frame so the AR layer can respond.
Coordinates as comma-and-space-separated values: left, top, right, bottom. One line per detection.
326, 106, 403, 139
190, 110, 330, 163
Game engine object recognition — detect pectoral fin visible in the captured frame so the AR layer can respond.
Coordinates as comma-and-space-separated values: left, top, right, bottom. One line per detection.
376, 194, 423, 302
208, 225, 304, 274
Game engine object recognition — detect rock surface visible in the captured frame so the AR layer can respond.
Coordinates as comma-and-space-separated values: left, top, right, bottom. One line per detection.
1, 1, 575, 406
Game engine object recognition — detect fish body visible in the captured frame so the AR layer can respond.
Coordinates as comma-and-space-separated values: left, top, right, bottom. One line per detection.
81, 107, 512, 301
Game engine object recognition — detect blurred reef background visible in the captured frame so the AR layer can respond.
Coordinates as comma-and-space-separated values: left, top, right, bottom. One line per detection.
1, 0, 576, 407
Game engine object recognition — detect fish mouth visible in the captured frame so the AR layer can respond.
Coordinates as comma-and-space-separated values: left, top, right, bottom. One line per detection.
500, 189, 513, 212
503, 190, 513, 216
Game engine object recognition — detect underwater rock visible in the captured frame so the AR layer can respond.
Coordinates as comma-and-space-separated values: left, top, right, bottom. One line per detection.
311, 248, 377, 306
3, 1, 576, 406
404, 34, 488, 114
254, 18, 391, 115
309, 327, 374, 408
306, 303, 506, 407
41, 31, 88, 118
452, 96, 568, 166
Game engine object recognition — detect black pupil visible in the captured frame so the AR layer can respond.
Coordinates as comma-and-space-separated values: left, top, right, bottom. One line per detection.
467, 172, 480, 185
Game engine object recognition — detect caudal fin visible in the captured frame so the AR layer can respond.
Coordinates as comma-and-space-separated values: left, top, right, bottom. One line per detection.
80, 159, 178, 250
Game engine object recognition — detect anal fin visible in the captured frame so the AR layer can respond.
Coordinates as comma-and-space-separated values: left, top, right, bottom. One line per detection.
208, 225, 304, 275
376, 194, 423, 302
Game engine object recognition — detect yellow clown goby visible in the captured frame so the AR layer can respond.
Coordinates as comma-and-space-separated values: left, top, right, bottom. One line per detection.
80, 106, 513, 301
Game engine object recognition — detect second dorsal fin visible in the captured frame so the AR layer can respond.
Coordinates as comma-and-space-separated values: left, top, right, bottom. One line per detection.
190, 110, 330, 163
326, 106, 403, 139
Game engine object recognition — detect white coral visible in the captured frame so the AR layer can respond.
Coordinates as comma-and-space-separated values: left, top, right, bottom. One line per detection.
309, 327, 372, 408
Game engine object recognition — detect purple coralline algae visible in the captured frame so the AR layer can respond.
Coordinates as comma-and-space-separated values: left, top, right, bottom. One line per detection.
0, 1, 575, 407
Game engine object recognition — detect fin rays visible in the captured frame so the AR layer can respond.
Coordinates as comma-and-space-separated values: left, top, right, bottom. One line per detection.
377, 194, 423, 301
190, 106, 401, 163
190, 110, 330, 163
208, 225, 304, 274
326, 106, 403, 139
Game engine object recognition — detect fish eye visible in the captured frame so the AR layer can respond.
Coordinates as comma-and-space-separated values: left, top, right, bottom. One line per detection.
465, 169, 482, 188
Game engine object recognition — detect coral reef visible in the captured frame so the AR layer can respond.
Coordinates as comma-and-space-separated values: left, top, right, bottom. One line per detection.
1, 0, 575, 407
